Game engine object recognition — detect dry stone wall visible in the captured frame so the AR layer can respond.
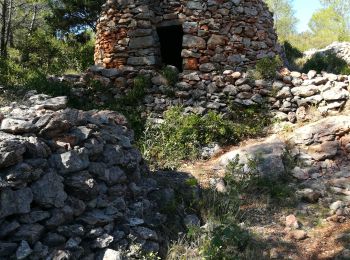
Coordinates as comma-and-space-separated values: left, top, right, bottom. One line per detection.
58, 66, 350, 123
0, 94, 169, 259
95, 0, 281, 72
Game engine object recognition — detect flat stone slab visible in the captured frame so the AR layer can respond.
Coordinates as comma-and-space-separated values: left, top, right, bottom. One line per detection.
292, 116, 350, 145
219, 135, 286, 177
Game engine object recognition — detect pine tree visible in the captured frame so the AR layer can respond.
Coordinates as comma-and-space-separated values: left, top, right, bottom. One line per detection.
47, 0, 104, 33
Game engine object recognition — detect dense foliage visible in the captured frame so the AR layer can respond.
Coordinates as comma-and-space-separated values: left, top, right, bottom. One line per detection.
0, 0, 96, 87
249, 56, 283, 79
265, 0, 350, 51
141, 105, 271, 169
302, 52, 350, 74
47, 0, 104, 32
264, 0, 298, 42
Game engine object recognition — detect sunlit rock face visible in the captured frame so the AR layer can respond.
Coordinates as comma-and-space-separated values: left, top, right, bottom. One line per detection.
94, 0, 281, 72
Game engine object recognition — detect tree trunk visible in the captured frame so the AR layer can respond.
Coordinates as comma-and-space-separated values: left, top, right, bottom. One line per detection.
29, 4, 38, 34
4, 0, 13, 55
0, 0, 8, 58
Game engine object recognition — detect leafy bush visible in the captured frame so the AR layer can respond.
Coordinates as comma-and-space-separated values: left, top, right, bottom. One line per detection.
302, 52, 350, 74
140, 104, 271, 170
0, 57, 25, 86
283, 41, 303, 61
201, 223, 251, 259
15, 29, 94, 76
249, 56, 283, 79
140, 107, 237, 169
226, 103, 271, 139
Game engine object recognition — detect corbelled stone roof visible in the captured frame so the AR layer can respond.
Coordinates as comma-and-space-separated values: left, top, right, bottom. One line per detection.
95, 0, 281, 71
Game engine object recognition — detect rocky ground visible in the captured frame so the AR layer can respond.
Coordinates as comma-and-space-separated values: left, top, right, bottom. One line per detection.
2, 68, 350, 259
182, 112, 350, 259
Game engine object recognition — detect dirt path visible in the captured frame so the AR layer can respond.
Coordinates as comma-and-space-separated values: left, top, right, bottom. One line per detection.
180, 146, 350, 259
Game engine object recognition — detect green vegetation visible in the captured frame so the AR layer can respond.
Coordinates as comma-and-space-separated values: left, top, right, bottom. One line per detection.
249, 56, 283, 79
0, 0, 96, 87
264, 0, 350, 74
264, 0, 298, 42
141, 107, 236, 170
141, 104, 271, 170
161, 66, 179, 86
0, 33, 94, 88
302, 52, 350, 74
118, 75, 150, 106
47, 0, 104, 32
266, 0, 350, 51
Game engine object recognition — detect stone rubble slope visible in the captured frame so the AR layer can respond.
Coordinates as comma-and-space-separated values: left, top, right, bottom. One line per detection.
0, 94, 166, 259
209, 113, 350, 259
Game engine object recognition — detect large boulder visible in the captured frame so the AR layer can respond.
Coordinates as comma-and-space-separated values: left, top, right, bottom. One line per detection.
292, 116, 350, 145
219, 135, 287, 177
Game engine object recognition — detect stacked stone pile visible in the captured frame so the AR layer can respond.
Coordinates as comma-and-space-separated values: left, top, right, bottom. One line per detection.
94, 0, 281, 71
270, 70, 350, 122
0, 94, 165, 259
54, 66, 350, 122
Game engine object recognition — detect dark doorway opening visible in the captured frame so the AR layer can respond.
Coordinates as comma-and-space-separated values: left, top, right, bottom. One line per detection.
156, 25, 184, 72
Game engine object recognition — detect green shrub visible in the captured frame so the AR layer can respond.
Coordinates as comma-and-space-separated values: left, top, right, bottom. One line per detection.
283, 41, 303, 61
15, 29, 94, 76
118, 75, 150, 106
251, 56, 283, 79
302, 52, 350, 74
283, 41, 304, 70
0, 57, 25, 86
141, 104, 271, 170
161, 66, 179, 86
227, 103, 271, 139
140, 107, 237, 169
201, 223, 251, 259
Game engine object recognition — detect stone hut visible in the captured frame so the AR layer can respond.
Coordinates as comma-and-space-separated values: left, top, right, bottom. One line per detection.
94, 0, 281, 72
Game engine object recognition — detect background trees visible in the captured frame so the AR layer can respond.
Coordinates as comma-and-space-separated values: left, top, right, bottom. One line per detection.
264, 0, 298, 42
47, 0, 104, 32
0, 0, 96, 83
264, 0, 350, 51
320, 0, 350, 29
